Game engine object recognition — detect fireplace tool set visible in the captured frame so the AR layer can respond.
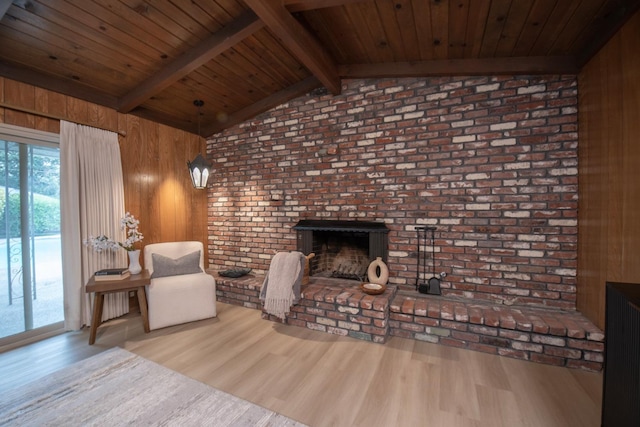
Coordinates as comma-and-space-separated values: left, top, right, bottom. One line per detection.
416, 226, 444, 295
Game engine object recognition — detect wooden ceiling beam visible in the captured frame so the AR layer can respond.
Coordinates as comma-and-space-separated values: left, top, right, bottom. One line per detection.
0, 0, 13, 22
284, 0, 375, 13
0, 60, 119, 109
129, 107, 198, 135
339, 56, 580, 77
244, 0, 341, 95
118, 11, 264, 113
203, 76, 321, 137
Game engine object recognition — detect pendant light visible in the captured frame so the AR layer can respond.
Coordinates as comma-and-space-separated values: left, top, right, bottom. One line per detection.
187, 100, 211, 189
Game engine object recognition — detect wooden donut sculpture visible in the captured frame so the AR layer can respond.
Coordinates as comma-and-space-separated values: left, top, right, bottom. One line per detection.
367, 257, 389, 285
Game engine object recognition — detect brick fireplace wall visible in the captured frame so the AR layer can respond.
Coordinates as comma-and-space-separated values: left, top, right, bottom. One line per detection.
208, 75, 578, 311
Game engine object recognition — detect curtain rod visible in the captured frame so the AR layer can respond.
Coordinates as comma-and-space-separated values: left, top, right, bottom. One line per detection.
0, 101, 127, 137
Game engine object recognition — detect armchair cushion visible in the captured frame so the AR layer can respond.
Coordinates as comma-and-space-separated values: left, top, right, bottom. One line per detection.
151, 250, 202, 278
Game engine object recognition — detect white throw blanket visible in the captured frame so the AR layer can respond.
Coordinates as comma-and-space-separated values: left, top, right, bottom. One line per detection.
260, 251, 306, 320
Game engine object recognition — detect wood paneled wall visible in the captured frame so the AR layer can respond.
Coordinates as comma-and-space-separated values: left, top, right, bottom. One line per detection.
0, 77, 208, 266
577, 10, 640, 329
118, 116, 208, 251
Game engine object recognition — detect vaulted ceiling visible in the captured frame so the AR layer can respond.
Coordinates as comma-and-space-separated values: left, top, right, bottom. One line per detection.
0, 0, 638, 137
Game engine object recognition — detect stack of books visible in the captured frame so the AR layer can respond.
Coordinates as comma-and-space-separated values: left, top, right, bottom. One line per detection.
94, 268, 130, 281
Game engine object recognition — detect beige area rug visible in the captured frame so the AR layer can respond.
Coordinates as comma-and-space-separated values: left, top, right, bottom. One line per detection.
0, 347, 306, 427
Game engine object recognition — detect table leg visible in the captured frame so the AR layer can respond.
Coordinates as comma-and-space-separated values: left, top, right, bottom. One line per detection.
89, 292, 105, 345
137, 286, 150, 333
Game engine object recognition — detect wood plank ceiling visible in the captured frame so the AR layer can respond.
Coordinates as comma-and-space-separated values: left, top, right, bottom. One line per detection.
0, 0, 638, 137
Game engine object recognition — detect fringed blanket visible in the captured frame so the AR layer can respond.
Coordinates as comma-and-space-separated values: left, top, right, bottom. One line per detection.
260, 251, 306, 320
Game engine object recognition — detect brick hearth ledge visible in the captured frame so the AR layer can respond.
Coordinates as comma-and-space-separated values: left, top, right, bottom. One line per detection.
212, 272, 604, 372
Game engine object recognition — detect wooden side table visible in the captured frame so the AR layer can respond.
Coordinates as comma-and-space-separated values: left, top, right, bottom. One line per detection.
85, 269, 151, 345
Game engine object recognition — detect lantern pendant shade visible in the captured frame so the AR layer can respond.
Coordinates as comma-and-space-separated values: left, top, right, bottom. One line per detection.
187, 153, 211, 189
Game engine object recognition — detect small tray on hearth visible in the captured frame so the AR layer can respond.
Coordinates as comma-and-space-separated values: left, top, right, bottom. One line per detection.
360, 282, 387, 295
218, 268, 252, 278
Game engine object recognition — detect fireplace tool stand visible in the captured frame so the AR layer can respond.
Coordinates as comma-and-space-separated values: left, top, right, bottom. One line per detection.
416, 226, 443, 295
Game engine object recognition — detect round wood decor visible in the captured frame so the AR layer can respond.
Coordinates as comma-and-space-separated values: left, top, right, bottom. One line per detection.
367, 257, 389, 285
360, 282, 387, 295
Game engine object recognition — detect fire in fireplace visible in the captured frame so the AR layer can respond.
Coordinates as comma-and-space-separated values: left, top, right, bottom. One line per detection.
293, 220, 389, 281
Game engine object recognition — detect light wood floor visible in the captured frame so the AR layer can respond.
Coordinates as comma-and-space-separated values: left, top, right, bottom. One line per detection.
0, 302, 602, 427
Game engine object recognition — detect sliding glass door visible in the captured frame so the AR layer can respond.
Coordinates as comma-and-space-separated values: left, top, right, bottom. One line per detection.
0, 125, 62, 341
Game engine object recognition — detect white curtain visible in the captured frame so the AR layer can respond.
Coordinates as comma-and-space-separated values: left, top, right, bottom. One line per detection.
60, 121, 129, 330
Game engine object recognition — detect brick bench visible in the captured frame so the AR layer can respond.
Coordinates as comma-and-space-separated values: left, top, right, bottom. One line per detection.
265, 278, 398, 343
214, 273, 263, 309
212, 273, 604, 371
390, 294, 604, 371
215, 274, 396, 342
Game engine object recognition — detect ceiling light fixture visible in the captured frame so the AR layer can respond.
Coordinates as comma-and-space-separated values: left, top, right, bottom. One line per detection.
187, 100, 211, 189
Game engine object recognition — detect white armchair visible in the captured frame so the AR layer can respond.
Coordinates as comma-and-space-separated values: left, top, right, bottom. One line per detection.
144, 241, 216, 330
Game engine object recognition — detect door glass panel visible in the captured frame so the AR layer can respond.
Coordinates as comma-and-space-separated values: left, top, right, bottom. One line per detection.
0, 136, 62, 340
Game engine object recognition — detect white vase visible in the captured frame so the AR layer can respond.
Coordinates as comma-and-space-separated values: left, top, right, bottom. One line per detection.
128, 249, 142, 275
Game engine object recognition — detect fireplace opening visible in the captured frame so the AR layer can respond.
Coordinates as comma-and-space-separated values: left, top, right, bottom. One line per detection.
293, 220, 389, 281
312, 230, 369, 280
